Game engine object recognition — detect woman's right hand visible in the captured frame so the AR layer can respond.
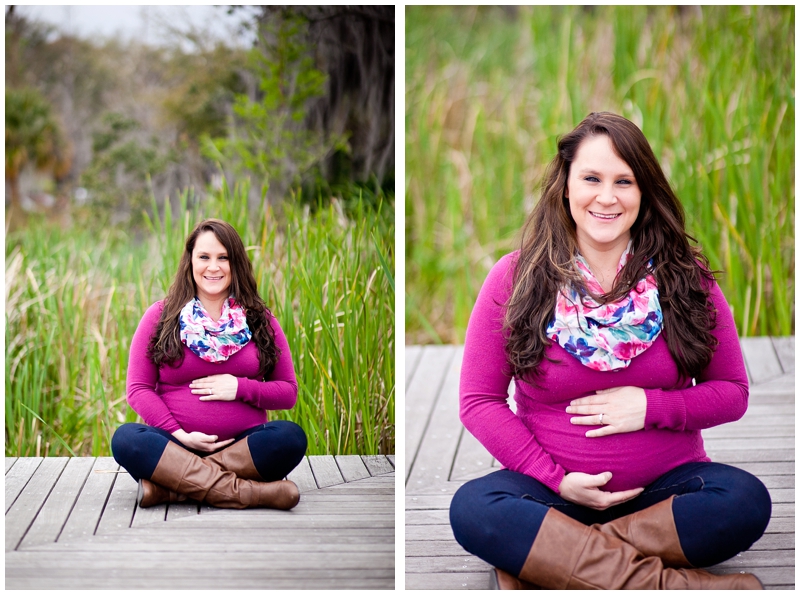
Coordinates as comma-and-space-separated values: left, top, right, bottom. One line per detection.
558, 472, 644, 510
171, 429, 234, 453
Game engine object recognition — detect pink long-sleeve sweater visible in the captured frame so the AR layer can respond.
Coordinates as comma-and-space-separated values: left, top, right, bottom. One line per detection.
460, 252, 749, 494
127, 301, 298, 440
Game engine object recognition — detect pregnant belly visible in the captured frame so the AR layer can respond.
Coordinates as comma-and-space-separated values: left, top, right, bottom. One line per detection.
162, 391, 266, 441
528, 408, 707, 492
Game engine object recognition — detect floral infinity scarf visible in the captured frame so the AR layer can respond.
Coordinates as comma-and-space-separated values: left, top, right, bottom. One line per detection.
546, 246, 663, 371
179, 297, 252, 363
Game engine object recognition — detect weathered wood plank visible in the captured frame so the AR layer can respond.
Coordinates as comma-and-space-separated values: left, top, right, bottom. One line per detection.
708, 449, 795, 464
771, 336, 795, 374
7, 549, 394, 569
5, 457, 43, 513
6, 469, 395, 590
166, 502, 199, 521
406, 554, 490, 573
703, 423, 794, 438
95, 470, 137, 534
406, 494, 454, 510
132, 501, 167, 527
406, 344, 423, 383
286, 456, 317, 493
59, 458, 119, 542
5, 458, 68, 551
406, 346, 457, 481
335, 455, 371, 482
362, 455, 394, 476
406, 509, 450, 525
407, 346, 465, 492
387, 454, 395, 468
701, 437, 794, 450
8, 578, 396, 590
406, 571, 489, 590
308, 455, 344, 488
19, 457, 95, 549
6, 457, 18, 473
741, 336, 783, 384
451, 424, 496, 482
406, 539, 477, 558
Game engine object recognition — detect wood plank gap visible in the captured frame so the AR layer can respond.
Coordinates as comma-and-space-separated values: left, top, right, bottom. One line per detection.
51, 457, 97, 544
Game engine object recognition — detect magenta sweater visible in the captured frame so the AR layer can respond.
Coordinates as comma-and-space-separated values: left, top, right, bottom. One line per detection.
460, 252, 749, 494
127, 301, 298, 440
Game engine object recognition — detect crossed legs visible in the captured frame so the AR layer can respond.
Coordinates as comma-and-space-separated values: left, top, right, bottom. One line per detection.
450, 464, 771, 588
111, 421, 307, 509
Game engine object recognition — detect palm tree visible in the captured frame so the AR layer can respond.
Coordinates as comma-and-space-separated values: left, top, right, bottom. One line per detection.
5, 87, 68, 211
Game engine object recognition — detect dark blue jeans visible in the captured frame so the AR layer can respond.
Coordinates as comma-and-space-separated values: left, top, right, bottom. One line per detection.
450, 463, 771, 575
111, 421, 307, 483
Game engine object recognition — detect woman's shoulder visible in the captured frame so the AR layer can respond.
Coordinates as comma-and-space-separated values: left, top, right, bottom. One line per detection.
476, 251, 520, 301
139, 300, 166, 326
484, 250, 520, 284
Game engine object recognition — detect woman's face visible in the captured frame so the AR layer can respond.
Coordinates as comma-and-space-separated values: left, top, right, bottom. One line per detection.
565, 134, 641, 258
191, 231, 232, 304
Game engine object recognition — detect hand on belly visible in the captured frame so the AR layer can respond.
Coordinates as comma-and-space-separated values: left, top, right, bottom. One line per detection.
558, 471, 644, 510
190, 374, 238, 401
565, 386, 647, 437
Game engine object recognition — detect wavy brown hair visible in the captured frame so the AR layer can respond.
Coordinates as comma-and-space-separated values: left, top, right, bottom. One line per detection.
505, 112, 717, 382
147, 219, 280, 379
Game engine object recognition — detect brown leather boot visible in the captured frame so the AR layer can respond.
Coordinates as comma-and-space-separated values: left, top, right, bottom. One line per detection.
205, 436, 262, 480
591, 495, 690, 567
149, 442, 300, 510
517, 508, 763, 589
137, 478, 187, 508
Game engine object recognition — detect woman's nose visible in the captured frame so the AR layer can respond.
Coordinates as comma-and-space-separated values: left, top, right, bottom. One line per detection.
596, 185, 617, 205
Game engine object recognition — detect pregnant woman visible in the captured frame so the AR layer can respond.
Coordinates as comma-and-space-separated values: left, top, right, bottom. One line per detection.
449, 113, 770, 589
112, 218, 306, 510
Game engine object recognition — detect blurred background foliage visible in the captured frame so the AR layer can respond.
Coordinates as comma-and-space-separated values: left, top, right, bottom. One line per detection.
406, 5, 793, 344
5, 5, 395, 457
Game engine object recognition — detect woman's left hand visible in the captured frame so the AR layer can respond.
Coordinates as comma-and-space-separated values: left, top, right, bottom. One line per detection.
566, 386, 647, 437
190, 374, 238, 401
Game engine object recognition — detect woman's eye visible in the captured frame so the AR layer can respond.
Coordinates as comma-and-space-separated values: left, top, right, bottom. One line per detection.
585, 176, 599, 182
617, 179, 632, 185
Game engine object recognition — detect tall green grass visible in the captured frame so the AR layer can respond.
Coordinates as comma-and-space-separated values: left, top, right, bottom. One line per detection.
406, 6, 794, 343
6, 180, 394, 457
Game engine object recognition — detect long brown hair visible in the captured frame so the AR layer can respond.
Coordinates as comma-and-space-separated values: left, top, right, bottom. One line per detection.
147, 219, 280, 379
505, 112, 717, 381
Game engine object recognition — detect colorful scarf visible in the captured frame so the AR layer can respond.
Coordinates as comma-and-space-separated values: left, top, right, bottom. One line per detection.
546, 246, 663, 371
179, 297, 251, 363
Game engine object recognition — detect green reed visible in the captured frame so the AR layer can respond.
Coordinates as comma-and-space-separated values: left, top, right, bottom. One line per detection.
6, 180, 394, 457
406, 5, 794, 343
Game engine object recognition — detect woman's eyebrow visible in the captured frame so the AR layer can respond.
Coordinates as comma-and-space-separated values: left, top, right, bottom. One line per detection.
577, 168, 635, 177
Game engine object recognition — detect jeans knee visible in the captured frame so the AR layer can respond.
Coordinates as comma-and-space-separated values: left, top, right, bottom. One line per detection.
450, 480, 497, 549
110, 423, 145, 466
735, 474, 772, 542
270, 420, 307, 461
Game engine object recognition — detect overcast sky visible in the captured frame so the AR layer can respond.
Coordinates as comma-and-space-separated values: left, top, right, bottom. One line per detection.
15, 5, 257, 48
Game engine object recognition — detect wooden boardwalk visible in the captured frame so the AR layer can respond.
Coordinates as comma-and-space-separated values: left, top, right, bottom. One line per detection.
6, 454, 395, 589
405, 337, 795, 590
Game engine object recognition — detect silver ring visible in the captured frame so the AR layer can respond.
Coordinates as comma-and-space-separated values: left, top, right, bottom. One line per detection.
599, 413, 604, 425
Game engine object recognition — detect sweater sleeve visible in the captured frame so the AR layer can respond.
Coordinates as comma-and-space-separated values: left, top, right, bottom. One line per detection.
459, 253, 567, 493
644, 280, 749, 431
236, 314, 298, 410
126, 302, 182, 433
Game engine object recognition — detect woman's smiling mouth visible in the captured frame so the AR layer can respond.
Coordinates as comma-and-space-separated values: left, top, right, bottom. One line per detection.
589, 211, 621, 220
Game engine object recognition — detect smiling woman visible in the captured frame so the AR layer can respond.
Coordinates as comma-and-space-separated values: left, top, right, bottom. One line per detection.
111, 219, 306, 511
449, 112, 771, 589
